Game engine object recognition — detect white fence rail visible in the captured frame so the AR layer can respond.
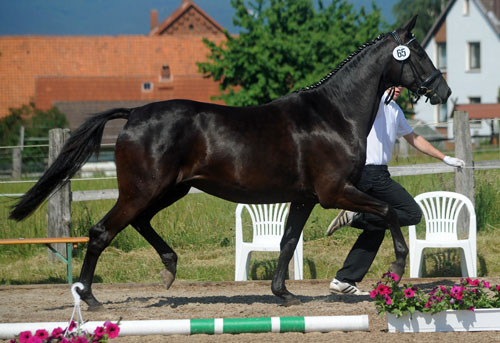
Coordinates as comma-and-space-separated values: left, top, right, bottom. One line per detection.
1, 111, 499, 245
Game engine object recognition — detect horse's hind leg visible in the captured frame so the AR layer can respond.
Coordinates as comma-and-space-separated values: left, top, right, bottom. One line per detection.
271, 202, 314, 306
78, 198, 145, 310
130, 185, 191, 290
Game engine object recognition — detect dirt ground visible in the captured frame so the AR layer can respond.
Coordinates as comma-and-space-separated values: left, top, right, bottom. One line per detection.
1, 278, 500, 342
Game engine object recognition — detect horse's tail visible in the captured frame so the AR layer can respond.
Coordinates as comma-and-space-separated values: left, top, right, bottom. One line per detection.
9, 108, 131, 221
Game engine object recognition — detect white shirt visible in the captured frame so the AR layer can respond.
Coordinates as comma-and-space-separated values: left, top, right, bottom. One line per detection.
365, 93, 413, 165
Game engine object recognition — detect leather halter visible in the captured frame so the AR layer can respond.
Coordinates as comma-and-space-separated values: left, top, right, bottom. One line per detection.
385, 31, 442, 105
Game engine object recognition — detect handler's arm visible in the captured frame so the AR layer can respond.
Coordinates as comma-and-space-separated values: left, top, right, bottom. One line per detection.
403, 132, 446, 161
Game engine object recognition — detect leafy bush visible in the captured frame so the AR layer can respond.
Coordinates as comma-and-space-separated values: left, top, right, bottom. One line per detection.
0, 103, 68, 174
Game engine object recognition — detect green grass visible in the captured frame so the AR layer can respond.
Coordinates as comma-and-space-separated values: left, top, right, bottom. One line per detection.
1, 154, 500, 285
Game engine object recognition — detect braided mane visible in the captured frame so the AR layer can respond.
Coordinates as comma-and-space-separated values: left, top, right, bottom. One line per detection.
296, 33, 388, 93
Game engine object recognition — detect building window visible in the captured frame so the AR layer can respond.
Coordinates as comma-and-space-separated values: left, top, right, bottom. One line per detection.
436, 43, 447, 71
464, 0, 470, 15
468, 96, 481, 104
161, 65, 171, 81
467, 42, 481, 71
142, 82, 153, 92
438, 102, 448, 123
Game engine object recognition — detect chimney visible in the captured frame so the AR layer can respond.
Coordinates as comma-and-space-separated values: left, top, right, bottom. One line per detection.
494, 0, 500, 22
150, 9, 158, 31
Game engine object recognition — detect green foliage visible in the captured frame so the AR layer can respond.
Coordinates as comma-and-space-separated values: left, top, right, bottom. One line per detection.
392, 0, 447, 41
0, 103, 68, 173
395, 88, 416, 118
0, 102, 67, 146
475, 170, 500, 232
198, 0, 384, 106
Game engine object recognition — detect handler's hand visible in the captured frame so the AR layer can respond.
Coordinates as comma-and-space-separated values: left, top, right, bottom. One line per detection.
443, 155, 465, 168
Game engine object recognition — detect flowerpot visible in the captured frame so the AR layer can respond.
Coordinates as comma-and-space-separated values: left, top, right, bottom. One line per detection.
387, 308, 500, 333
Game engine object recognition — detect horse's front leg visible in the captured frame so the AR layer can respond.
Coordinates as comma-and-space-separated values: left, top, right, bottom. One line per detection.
271, 202, 314, 306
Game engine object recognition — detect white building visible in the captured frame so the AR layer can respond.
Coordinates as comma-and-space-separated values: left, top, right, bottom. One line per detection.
414, 0, 500, 141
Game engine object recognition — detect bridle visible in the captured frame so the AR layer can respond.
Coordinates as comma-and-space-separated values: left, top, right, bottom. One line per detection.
385, 31, 442, 105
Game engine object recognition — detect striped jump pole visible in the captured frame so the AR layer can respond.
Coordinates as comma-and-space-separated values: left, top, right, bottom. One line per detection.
0, 315, 369, 339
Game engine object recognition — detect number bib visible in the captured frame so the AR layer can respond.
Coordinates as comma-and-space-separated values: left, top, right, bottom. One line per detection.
393, 45, 410, 61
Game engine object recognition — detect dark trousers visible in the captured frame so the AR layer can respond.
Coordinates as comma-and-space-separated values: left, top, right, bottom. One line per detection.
335, 165, 422, 284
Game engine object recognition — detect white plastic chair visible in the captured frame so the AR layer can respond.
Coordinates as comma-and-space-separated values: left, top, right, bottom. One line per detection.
409, 191, 477, 278
235, 203, 303, 281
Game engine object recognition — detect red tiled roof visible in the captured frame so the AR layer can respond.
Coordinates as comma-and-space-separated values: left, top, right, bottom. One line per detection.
454, 103, 500, 119
150, 0, 225, 36
0, 35, 225, 118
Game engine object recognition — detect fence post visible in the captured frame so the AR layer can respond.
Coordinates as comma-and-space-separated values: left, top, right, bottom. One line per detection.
47, 128, 72, 260
11, 126, 24, 179
453, 111, 474, 237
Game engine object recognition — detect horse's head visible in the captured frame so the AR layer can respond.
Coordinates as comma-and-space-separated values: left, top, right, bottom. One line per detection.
385, 15, 451, 105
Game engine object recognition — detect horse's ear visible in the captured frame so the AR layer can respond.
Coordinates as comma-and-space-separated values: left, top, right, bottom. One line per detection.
402, 15, 418, 35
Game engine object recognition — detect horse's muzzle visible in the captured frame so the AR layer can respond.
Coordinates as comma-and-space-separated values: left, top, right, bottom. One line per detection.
429, 87, 451, 105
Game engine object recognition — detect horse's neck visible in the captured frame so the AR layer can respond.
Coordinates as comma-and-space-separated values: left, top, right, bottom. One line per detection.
323, 40, 392, 138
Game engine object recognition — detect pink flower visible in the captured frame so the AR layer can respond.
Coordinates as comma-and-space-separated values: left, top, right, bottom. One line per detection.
68, 321, 77, 332
482, 281, 490, 288
28, 336, 42, 343
94, 326, 105, 338
370, 289, 377, 298
18, 331, 32, 343
34, 330, 49, 340
496, 285, 500, 292
376, 284, 392, 295
450, 285, 464, 300
104, 321, 120, 339
51, 327, 64, 338
466, 278, 480, 286
382, 272, 399, 282
384, 294, 392, 305
404, 287, 415, 298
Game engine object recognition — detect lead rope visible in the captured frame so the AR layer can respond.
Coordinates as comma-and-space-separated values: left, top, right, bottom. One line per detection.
64, 282, 86, 337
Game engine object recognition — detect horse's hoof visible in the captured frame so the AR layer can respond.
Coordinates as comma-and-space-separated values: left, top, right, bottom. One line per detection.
283, 297, 301, 307
389, 262, 404, 282
161, 269, 176, 290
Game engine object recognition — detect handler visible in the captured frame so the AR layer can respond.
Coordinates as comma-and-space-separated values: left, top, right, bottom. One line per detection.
327, 86, 465, 295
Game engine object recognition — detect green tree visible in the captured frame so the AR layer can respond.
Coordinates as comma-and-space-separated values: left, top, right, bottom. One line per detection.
0, 102, 68, 146
0, 103, 68, 172
396, 88, 420, 118
198, 0, 383, 106
392, 0, 447, 41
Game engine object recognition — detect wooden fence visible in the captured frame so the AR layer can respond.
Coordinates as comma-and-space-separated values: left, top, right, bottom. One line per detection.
8, 111, 500, 257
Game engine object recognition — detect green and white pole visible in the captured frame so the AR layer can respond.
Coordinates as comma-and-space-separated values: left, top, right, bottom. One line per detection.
0, 315, 368, 338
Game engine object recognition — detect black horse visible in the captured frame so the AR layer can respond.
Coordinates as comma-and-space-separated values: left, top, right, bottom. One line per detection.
10, 16, 450, 310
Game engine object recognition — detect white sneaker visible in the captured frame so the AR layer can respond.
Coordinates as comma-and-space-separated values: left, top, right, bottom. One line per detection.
329, 278, 369, 295
325, 210, 354, 236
